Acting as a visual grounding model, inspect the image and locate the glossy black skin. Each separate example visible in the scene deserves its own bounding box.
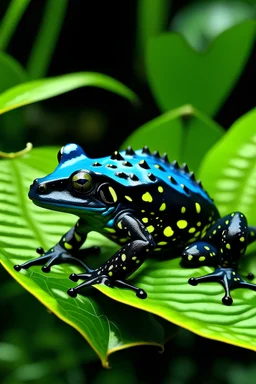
[14,144,256,305]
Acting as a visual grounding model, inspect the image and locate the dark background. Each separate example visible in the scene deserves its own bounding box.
[0,1,255,383]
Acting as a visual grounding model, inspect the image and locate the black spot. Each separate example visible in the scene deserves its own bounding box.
[122,161,132,167]
[181,184,191,194]
[168,176,178,184]
[106,164,117,169]
[148,173,156,181]
[93,162,101,167]
[156,164,166,172]
[188,172,196,181]
[115,172,128,179]
[125,146,135,156]
[171,160,179,169]
[111,151,124,160]
[129,174,139,181]
[152,150,160,158]
[181,163,189,172]
[142,146,150,155]
[162,153,169,163]
[139,160,150,169]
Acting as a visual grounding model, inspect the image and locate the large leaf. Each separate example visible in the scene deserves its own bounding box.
[0,147,169,367]
[170,1,255,50]
[199,108,256,221]
[0,72,138,115]
[121,105,223,172]
[1,144,256,357]
[146,21,255,116]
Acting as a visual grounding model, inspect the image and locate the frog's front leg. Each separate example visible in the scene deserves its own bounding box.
[184,212,256,305]
[14,219,93,273]
[67,214,156,299]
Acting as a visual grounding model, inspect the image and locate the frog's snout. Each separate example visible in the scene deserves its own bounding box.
[29,179,48,199]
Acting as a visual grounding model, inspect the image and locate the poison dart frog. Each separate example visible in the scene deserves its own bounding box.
[14,143,256,305]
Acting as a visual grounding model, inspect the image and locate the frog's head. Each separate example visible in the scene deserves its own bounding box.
[29,144,119,217]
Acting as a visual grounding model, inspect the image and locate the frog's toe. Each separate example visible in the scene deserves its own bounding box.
[222,295,233,306]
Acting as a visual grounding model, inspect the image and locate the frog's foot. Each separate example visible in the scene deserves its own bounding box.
[13,244,92,274]
[68,272,147,299]
[189,268,256,306]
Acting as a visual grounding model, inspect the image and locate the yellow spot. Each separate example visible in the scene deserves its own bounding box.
[218,225,221,229]
[108,271,113,277]
[226,243,231,249]
[117,221,123,229]
[158,186,164,193]
[240,237,245,242]
[189,227,196,233]
[181,206,186,213]
[108,265,113,270]
[209,216,212,221]
[159,202,166,211]
[142,192,153,202]
[220,248,223,253]
[141,210,145,212]
[197,222,201,227]
[195,202,201,213]
[163,226,174,237]
[177,220,188,229]
[232,271,236,275]
[188,255,193,261]
[142,217,149,223]
[154,164,160,169]
[199,256,206,261]
[204,246,210,251]
[125,195,133,202]
[123,266,127,270]
[231,213,235,217]
[109,186,117,202]
[213,230,217,235]
[132,256,137,260]
[104,227,116,233]
[250,231,255,237]
[195,231,201,237]
[64,242,72,250]
[147,225,155,233]
[225,220,229,225]
[157,241,167,246]
[155,248,162,251]
[74,232,82,241]
[121,254,126,261]
[136,260,140,264]
[119,238,127,243]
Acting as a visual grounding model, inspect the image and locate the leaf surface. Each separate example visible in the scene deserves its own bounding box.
[146,21,255,116]
[0,72,138,115]
[121,105,223,172]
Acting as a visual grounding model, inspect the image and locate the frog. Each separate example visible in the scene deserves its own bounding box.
[14,143,256,305]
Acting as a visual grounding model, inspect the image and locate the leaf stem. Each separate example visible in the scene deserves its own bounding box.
[0,142,33,158]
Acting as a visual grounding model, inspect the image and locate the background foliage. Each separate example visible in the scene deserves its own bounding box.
[0,1,255,383]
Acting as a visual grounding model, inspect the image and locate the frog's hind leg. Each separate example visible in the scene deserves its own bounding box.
[187,212,256,305]
[181,241,218,266]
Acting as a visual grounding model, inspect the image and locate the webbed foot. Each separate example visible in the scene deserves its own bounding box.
[189,268,256,305]
[68,272,147,299]
[14,244,95,273]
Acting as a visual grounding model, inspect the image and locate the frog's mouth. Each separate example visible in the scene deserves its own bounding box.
[28,179,107,215]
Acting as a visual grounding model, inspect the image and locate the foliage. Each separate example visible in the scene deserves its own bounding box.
[0,0,255,382]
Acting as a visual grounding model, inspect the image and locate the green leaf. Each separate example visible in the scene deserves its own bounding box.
[121,105,223,172]
[0,0,30,51]
[146,21,255,116]
[171,1,255,51]
[27,0,68,79]
[0,147,169,367]
[0,72,138,115]
[199,108,256,221]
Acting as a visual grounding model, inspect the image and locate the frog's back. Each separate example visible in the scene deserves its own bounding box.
[92,147,220,251]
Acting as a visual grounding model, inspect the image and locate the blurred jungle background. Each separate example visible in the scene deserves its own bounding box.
[0,0,255,383]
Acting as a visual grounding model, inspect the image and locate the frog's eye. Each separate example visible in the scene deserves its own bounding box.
[71,171,93,193]
[57,146,64,163]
